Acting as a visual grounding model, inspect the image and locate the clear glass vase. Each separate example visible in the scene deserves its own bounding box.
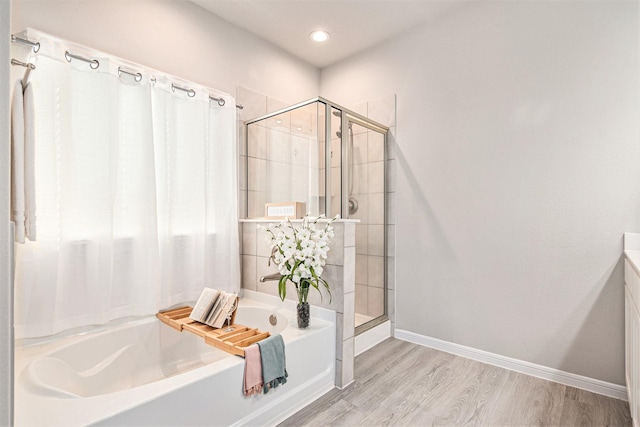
[297,302,310,329]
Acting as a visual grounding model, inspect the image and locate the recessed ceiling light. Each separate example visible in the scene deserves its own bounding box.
[310,30,330,42]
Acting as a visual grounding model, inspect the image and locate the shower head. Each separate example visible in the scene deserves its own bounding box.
[333,110,352,138]
[333,110,342,137]
[336,122,353,138]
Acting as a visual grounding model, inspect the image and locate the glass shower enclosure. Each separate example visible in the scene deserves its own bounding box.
[244,97,389,333]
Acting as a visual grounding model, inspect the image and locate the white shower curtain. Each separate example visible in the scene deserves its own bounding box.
[13,33,240,338]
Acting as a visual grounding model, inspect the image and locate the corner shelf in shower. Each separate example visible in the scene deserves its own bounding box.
[156,306,270,357]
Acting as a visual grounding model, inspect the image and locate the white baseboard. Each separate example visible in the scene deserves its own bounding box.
[395,329,628,401]
[355,320,391,356]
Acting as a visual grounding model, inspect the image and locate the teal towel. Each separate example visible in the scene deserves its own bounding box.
[257,334,288,394]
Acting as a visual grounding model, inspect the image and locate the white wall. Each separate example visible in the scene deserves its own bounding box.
[321,1,639,385]
[1,0,13,424]
[11,0,319,103]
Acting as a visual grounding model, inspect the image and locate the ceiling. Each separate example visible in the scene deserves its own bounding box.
[190,0,470,68]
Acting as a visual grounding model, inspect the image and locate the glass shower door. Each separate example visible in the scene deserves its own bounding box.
[345,118,387,330]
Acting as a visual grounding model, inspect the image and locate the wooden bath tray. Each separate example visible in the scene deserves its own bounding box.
[156,306,270,357]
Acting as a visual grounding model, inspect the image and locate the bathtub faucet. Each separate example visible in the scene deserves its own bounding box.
[268,246,277,266]
[259,272,282,283]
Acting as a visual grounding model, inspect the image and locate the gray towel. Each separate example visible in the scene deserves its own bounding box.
[257,334,288,393]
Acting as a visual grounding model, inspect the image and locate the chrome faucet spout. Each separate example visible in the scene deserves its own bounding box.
[259,272,282,283]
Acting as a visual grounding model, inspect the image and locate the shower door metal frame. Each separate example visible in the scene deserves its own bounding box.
[244,97,390,334]
[343,114,390,335]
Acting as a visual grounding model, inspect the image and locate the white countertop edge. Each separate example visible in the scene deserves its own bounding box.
[624,250,640,277]
[623,233,640,276]
[623,232,640,251]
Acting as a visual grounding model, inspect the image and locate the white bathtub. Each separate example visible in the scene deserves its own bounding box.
[14,290,336,426]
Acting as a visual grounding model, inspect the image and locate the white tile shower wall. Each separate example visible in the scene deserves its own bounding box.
[240,220,356,388]
[267,127,291,163]
[238,87,262,220]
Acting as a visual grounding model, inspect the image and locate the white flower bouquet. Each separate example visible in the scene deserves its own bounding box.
[259,214,339,304]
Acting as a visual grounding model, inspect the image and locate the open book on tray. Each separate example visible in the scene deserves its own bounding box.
[189,288,239,329]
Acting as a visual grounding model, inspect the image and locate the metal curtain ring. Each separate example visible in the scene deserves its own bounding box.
[118,67,143,82]
[65,51,100,70]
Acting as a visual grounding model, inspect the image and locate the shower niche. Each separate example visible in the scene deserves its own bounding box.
[244,97,390,333]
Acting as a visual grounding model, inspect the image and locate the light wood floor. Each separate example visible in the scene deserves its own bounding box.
[280,338,632,427]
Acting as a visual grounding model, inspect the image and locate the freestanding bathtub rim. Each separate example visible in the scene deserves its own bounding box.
[14,293,337,426]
